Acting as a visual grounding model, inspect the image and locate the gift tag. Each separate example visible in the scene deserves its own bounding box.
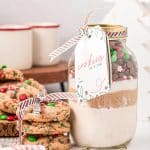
[75,26,111,101]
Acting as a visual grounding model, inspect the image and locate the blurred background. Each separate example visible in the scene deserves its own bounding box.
[0,0,149,120]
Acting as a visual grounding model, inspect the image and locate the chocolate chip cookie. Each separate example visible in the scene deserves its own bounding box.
[22,102,70,122]
[22,121,70,135]
[0,67,24,82]
[22,135,70,150]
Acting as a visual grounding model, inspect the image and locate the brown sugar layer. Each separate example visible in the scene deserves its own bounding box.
[88,89,137,108]
[0,120,18,137]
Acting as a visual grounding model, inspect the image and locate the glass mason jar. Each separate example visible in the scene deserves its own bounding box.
[68,24,138,148]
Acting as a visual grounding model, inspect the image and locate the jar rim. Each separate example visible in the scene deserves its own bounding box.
[88,24,127,32]
[88,24,127,39]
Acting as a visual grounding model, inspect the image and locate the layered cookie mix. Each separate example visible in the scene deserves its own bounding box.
[68,26,138,147]
[20,101,71,150]
[69,51,138,147]
[87,39,137,108]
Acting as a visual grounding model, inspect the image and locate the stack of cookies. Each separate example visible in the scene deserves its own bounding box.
[0,66,44,136]
[21,101,71,150]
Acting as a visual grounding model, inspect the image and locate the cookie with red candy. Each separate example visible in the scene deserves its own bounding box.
[0,65,24,82]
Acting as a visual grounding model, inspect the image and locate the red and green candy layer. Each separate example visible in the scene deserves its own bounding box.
[110,46,130,63]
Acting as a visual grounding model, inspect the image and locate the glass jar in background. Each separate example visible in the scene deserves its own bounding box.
[68,25,138,148]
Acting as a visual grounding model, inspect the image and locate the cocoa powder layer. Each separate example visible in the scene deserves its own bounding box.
[88,89,137,108]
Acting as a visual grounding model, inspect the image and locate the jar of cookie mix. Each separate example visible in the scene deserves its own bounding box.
[68,24,138,148]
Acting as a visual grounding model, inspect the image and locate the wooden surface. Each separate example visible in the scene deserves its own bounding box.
[21,61,68,84]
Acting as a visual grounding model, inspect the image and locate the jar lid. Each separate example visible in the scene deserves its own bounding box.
[88,24,127,39]
[0,24,32,31]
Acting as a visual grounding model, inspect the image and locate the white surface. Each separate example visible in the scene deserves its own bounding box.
[128,120,150,150]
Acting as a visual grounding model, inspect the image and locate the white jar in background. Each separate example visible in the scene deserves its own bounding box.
[31,23,60,66]
[0,25,32,69]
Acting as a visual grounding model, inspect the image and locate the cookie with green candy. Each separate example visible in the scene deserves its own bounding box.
[0,65,7,69]
[0,114,7,120]
[24,79,32,85]
[28,135,38,142]
[24,78,44,90]
[0,67,24,82]
[21,101,70,122]
[22,121,70,135]
[47,102,55,107]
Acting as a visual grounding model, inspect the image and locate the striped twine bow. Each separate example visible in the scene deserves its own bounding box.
[107,30,127,39]
[49,7,127,63]
[43,92,77,102]
[18,97,40,144]
[19,92,77,119]
[19,97,40,119]
[48,29,127,62]
[49,35,82,62]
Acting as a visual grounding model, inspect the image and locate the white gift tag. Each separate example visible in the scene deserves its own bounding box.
[75,26,111,101]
